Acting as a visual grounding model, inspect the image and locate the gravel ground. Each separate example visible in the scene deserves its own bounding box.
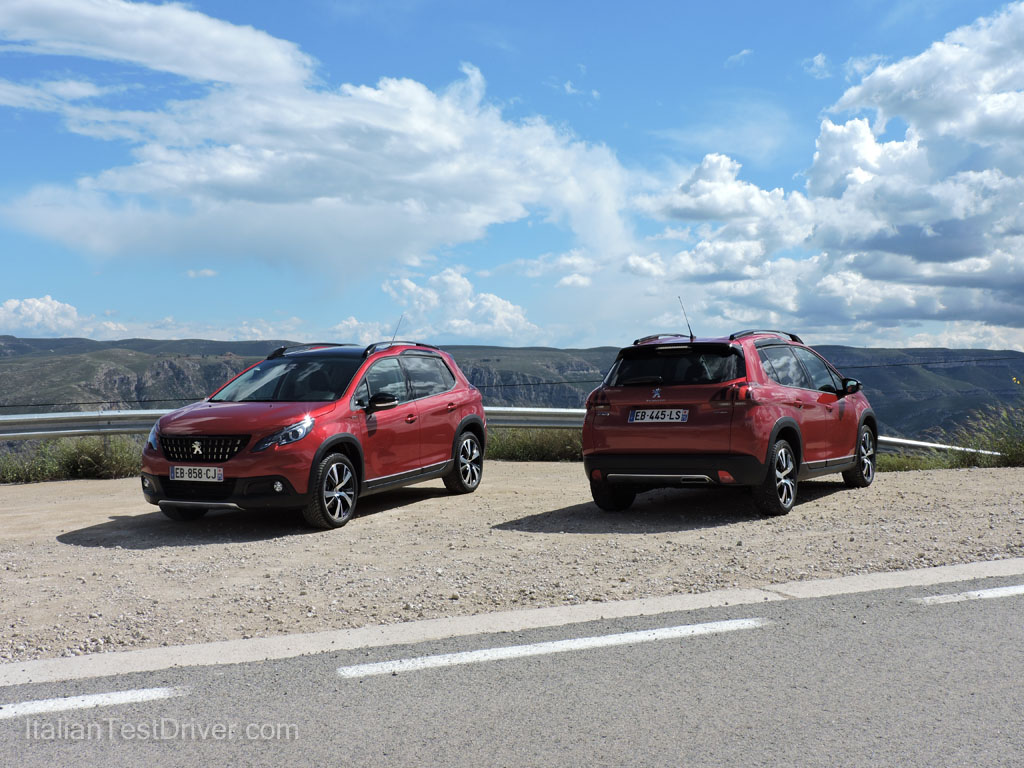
[1,462,1022,663]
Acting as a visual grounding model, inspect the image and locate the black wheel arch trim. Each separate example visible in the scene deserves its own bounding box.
[453,414,486,456]
[767,417,803,465]
[309,434,365,494]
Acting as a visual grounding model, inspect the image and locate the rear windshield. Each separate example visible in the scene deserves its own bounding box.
[607,346,745,386]
[211,357,362,402]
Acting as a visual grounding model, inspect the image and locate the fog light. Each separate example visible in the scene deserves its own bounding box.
[590,470,602,481]
[717,470,736,484]
[141,477,152,491]
[273,481,284,493]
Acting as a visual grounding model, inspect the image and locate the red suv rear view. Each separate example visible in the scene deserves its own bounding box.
[583,330,876,516]
[141,341,485,529]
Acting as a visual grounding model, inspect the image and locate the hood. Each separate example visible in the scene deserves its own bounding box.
[159,400,335,436]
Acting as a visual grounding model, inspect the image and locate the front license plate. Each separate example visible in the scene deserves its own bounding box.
[628,408,689,423]
[171,465,224,482]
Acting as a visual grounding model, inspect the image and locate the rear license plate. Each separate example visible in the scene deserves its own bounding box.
[628,409,689,423]
[171,466,224,482]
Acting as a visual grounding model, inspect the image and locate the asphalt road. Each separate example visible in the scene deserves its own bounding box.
[3,569,1022,768]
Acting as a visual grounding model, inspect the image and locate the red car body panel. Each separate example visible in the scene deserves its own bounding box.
[141,343,485,511]
[582,331,875,492]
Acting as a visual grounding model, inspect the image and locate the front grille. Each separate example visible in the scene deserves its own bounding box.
[163,479,237,501]
[161,435,249,463]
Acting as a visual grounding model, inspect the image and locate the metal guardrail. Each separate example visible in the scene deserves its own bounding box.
[0,406,999,455]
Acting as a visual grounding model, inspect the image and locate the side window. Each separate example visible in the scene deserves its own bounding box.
[402,355,456,398]
[759,346,813,390]
[363,358,410,402]
[792,347,839,394]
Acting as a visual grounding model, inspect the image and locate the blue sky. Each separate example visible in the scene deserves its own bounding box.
[1,0,1022,349]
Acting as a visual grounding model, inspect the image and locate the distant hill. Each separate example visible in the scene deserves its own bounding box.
[1,335,1021,441]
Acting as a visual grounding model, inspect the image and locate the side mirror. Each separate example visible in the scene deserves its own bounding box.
[841,378,862,396]
[366,392,399,413]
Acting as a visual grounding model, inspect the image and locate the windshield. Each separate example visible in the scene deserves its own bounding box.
[211,357,362,403]
[608,346,744,386]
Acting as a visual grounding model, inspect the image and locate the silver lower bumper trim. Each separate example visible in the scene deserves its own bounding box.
[159,501,244,511]
[606,474,713,485]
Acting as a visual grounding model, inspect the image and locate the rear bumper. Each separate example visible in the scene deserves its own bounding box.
[583,453,767,487]
[141,472,306,511]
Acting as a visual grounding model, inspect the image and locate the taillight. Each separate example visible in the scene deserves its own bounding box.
[731,382,758,403]
[585,388,609,409]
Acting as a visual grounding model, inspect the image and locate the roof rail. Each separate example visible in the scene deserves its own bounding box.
[728,329,803,344]
[266,342,358,359]
[632,333,689,345]
[362,340,440,358]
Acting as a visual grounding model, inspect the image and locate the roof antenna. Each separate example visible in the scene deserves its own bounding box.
[390,313,404,343]
[678,297,695,342]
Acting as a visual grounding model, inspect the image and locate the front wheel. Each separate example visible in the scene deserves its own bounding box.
[443,432,483,494]
[843,426,876,488]
[754,439,797,516]
[302,454,358,529]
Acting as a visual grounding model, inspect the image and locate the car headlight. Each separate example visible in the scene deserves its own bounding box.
[252,417,315,452]
[146,424,160,452]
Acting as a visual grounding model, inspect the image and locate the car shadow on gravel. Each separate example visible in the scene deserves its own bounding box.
[55,486,451,550]
[495,480,851,534]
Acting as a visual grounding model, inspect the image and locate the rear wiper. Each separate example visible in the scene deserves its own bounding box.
[618,376,663,385]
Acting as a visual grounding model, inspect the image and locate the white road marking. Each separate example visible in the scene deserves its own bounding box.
[911,583,1024,606]
[338,617,768,678]
[0,687,186,720]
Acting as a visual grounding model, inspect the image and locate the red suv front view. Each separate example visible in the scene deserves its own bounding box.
[583,330,876,516]
[141,341,486,529]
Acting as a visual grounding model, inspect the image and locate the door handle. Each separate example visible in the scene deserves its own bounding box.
[446,402,457,412]
[787,401,804,409]
[405,414,417,424]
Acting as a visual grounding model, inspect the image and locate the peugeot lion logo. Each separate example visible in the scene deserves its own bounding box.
[192,441,203,455]
[651,388,662,400]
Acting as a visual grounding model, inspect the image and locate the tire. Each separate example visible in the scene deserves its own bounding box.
[443,432,484,494]
[590,478,636,512]
[843,426,876,488]
[302,453,358,529]
[754,439,797,516]
[160,505,208,522]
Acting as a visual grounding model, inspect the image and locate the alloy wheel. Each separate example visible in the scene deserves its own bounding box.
[775,444,796,509]
[859,430,875,484]
[323,461,356,521]
[458,436,482,489]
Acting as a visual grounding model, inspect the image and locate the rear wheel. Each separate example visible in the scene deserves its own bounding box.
[443,432,483,494]
[160,505,208,522]
[590,479,636,512]
[302,454,358,529]
[843,426,876,488]
[754,439,797,516]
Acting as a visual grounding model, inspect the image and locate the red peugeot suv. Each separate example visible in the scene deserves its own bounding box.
[583,330,876,516]
[141,341,486,529]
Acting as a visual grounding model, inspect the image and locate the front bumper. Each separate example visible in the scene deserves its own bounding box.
[141,472,306,511]
[583,453,767,487]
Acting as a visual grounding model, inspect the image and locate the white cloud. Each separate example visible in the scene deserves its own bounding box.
[803,52,831,79]
[0,296,82,334]
[724,49,752,68]
[844,54,887,82]
[556,273,590,287]
[186,269,217,278]
[627,3,1024,348]
[0,7,633,275]
[0,0,313,87]
[384,268,542,342]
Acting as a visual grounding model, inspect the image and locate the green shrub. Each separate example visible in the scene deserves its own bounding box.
[486,427,582,462]
[0,435,142,483]
[947,406,1024,468]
